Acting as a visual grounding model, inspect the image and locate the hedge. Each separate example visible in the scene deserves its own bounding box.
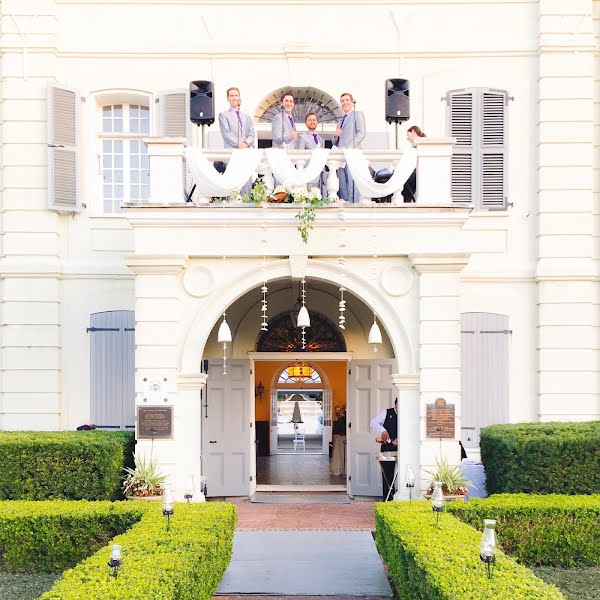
[40,502,236,600]
[0,431,135,500]
[448,494,600,567]
[480,422,600,495]
[375,501,565,600]
[0,500,146,572]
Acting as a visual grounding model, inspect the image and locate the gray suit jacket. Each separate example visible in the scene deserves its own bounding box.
[297,131,324,149]
[271,110,297,149]
[218,107,255,148]
[333,110,366,149]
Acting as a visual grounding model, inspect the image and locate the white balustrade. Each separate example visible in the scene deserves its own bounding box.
[141,138,456,206]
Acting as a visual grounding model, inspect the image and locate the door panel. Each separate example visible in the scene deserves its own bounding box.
[347,359,395,497]
[203,359,251,497]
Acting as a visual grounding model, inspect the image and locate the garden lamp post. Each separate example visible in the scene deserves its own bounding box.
[480,519,497,579]
[108,543,123,578]
[431,481,444,527]
[162,489,174,531]
[405,466,415,501]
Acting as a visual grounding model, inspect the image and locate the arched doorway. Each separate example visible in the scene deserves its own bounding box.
[254,87,343,124]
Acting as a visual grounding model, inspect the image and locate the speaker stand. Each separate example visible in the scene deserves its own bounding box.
[395,122,400,150]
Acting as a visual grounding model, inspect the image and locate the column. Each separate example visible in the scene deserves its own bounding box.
[537,0,596,420]
[409,253,469,494]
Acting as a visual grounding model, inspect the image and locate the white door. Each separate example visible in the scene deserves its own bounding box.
[269,389,278,455]
[322,389,332,454]
[347,359,395,497]
[202,359,252,497]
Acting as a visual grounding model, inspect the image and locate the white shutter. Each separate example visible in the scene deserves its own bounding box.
[480,90,508,210]
[48,84,80,212]
[447,90,474,206]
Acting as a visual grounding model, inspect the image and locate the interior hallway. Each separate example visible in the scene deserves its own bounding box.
[256,454,346,486]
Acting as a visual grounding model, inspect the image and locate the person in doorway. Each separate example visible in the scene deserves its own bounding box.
[271,91,298,149]
[370,398,398,501]
[218,87,256,194]
[330,406,347,477]
[332,92,366,203]
[402,125,426,202]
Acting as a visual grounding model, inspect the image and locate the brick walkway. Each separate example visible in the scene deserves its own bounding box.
[229,499,377,530]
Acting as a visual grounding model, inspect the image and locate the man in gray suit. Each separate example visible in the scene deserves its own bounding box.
[297,112,326,195]
[218,87,255,194]
[333,92,366,203]
[271,91,298,149]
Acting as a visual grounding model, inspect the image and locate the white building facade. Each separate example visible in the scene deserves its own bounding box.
[0,0,598,498]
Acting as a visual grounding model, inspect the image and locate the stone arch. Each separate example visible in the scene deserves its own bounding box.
[180,258,416,374]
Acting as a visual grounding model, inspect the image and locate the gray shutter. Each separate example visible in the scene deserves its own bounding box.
[461,312,510,448]
[89,310,135,429]
[480,89,508,210]
[48,84,80,212]
[447,89,474,205]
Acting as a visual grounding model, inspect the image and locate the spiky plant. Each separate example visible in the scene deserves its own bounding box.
[424,457,471,496]
[122,454,167,497]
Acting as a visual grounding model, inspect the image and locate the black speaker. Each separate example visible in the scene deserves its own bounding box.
[385,79,410,123]
[190,80,215,125]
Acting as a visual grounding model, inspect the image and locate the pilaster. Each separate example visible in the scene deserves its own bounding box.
[409,253,469,492]
[536,0,597,420]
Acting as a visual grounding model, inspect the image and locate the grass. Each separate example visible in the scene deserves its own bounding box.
[532,565,600,600]
[0,573,60,600]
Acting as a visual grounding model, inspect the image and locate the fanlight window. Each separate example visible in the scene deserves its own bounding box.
[255,87,343,124]
[278,363,322,384]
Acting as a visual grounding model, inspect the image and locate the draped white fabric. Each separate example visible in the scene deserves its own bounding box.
[343,146,417,197]
[265,148,329,187]
[184,146,262,196]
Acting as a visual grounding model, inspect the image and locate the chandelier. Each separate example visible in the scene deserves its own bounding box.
[287,362,313,382]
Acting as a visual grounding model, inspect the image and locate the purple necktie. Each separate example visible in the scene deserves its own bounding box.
[313,133,318,145]
[340,114,347,128]
[288,115,295,130]
[236,110,242,126]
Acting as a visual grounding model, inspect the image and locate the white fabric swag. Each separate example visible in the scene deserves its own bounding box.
[184,147,262,197]
[265,148,329,187]
[343,146,417,197]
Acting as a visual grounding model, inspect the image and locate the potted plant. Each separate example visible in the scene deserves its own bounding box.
[423,457,470,501]
[122,454,167,500]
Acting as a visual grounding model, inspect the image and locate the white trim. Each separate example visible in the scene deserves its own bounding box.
[249,351,353,361]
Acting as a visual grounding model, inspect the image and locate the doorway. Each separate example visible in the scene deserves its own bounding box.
[276,391,324,453]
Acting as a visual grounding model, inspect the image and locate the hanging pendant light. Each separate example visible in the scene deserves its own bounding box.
[368,314,383,345]
[218,313,232,375]
[296,279,311,327]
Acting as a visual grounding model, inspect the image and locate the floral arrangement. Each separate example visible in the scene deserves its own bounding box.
[228,181,333,243]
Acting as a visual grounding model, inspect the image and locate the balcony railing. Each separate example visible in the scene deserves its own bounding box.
[140,137,456,207]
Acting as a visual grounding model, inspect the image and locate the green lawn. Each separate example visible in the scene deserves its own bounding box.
[0,573,60,600]
[533,566,600,600]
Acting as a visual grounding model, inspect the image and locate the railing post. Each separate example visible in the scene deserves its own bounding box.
[414,137,456,204]
[144,137,186,204]
[326,159,343,200]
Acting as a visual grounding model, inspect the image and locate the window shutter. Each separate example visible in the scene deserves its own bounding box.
[480,89,508,210]
[48,84,80,212]
[158,89,190,138]
[447,89,474,205]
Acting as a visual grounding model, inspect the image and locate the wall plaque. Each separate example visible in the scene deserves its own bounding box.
[426,397,455,438]
[137,406,173,439]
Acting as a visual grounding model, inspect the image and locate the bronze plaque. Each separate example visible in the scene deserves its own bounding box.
[137,406,173,439]
[426,398,455,438]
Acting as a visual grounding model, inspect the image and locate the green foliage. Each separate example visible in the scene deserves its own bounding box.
[122,454,167,497]
[40,502,236,600]
[0,500,145,572]
[375,501,565,600]
[448,494,600,567]
[424,457,471,495]
[0,431,135,501]
[480,422,600,495]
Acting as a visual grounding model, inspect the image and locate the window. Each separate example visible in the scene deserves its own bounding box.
[446,87,509,211]
[99,103,150,213]
[278,363,322,384]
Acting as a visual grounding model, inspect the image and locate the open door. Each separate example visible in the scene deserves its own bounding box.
[347,359,395,497]
[202,359,252,497]
[322,389,332,454]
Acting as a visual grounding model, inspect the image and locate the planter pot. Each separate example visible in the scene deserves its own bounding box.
[126,495,162,501]
[423,493,467,502]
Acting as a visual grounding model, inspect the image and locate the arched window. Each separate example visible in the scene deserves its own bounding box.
[278,363,322,384]
[254,87,343,124]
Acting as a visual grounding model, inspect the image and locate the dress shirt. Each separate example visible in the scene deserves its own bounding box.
[370,408,398,437]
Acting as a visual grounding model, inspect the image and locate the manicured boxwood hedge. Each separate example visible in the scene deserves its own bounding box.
[0,431,135,501]
[0,500,146,572]
[480,422,600,495]
[448,494,600,567]
[375,501,565,600]
[40,502,236,600]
